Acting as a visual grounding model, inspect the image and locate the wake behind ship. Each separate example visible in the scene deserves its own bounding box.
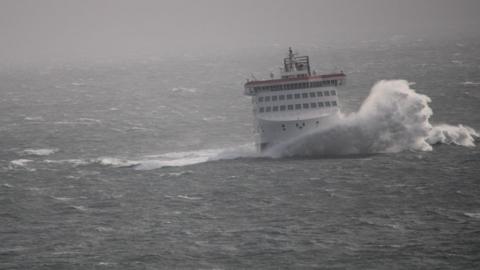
[244,48,346,152]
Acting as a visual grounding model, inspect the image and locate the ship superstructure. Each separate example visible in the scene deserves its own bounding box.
[244,48,346,151]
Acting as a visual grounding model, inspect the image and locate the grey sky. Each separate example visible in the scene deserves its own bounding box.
[1,0,479,64]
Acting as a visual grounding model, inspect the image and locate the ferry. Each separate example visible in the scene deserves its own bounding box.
[244,48,346,152]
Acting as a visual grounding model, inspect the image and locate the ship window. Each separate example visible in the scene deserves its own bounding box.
[258,97,264,102]
[325,101,331,107]
[339,80,343,85]
[273,106,278,112]
[324,91,330,96]
[272,96,277,101]
[311,102,317,108]
[266,106,271,112]
[287,94,293,100]
[265,96,271,102]
[317,91,323,97]
[302,93,308,98]
[318,102,324,107]
[254,87,261,91]
[332,101,337,106]
[309,92,316,97]
[295,104,301,110]
[302,82,308,88]
[330,90,336,96]
[280,105,286,111]
[294,93,300,99]
[259,107,264,113]
[334,80,338,86]
[279,95,285,100]
[303,103,309,109]
[287,105,294,110]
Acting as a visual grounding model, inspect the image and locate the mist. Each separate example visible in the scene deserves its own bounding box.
[1,0,479,65]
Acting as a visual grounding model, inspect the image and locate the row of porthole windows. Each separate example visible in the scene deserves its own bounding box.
[258,101,337,113]
[253,79,341,92]
[258,90,336,102]
[260,121,319,133]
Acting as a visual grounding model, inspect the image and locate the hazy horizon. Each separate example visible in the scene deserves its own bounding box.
[1,0,480,65]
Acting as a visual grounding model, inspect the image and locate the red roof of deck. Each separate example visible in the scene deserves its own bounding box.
[244,73,346,87]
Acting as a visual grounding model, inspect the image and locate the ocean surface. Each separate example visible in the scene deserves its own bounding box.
[1,38,479,269]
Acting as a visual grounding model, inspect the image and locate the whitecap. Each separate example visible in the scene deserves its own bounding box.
[21,148,58,156]
[78,118,102,123]
[461,81,480,86]
[202,116,227,122]
[160,171,193,177]
[51,196,74,202]
[24,116,44,121]
[71,205,87,212]
[171,87,197,93]
[44,159,90,166]
[10,159,33,167]
[95,157,139,168]
[177,195,202,200]
[464,212,480,219]
[95,226,114,232]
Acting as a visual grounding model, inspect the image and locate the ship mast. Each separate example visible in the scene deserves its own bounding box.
[282,47,311,78]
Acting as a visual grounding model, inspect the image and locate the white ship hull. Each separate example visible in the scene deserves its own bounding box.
[255,113,339,151]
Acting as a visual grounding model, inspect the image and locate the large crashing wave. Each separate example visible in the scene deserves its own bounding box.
[267,80,478,157]
[37,80,478,170]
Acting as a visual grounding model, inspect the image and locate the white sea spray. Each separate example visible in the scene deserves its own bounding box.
[267,80,478,157]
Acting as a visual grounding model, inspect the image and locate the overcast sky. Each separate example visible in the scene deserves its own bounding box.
[1,0,479,64]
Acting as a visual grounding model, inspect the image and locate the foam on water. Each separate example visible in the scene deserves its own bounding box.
[9,159,36,171]
[134,144,258,170]
[267,80,478,157]
[10,159,33,167]
[461,81,480,86]
[21,148,58,156]
[40,144,258,170]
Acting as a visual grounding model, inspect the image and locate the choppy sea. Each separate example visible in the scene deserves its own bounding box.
[1,38,479,269]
